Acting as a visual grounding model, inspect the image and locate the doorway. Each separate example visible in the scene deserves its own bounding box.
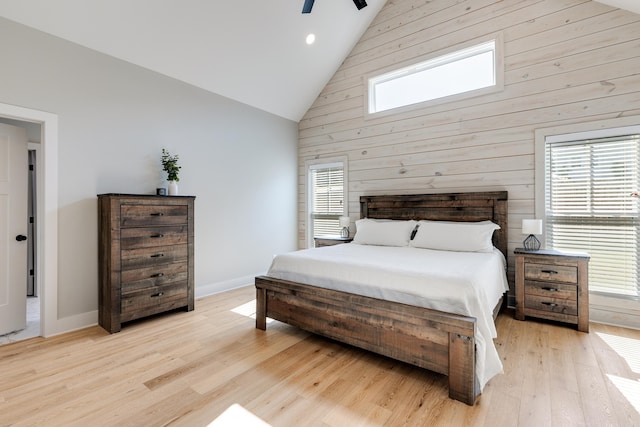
[0,102,58,340]
[0,120,41,344]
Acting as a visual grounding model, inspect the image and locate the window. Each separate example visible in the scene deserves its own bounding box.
[308,160,346,245]
[367,38,500,115]
[545,131,640,299]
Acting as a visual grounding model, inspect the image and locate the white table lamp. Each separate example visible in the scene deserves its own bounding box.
[522,219,542,251]
[339,216,350,238]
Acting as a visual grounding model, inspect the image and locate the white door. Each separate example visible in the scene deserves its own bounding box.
[0,123,28,335]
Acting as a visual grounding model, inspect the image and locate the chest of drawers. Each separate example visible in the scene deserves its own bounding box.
[98,194,195,333]
[515,248,590,332]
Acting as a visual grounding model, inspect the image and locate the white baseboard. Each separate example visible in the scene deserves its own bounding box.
[195,274,262,299]
[589,294,640,330]
[40,275,261,338]
[44,310,98,338]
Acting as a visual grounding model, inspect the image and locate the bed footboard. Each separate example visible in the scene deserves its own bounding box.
[255,276,479,405]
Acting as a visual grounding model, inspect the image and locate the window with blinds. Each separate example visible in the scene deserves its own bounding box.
[545,134,640,299]
[309,163,345,238]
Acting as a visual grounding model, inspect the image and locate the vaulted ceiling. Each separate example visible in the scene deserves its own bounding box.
[0,0,636,122]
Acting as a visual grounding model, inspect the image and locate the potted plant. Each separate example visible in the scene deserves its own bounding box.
[161,148,181,195]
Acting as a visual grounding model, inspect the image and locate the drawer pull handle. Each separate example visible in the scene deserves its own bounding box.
[151,292,164,297]
[151,273,164,278]
[541,270,558,275]
[151,234,164,238]
[151,253,164,258]
[542,287,559,292]
[541,302,558,307]
[150,213,165,217]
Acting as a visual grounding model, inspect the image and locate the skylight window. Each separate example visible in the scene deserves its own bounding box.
[368,38,501,114]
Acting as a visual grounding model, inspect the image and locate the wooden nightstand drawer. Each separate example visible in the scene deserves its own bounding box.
[524,263,577,284]
[524,294,577,316]
[524,281,576,300]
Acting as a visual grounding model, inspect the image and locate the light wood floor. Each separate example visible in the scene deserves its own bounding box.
[1,286,639,427]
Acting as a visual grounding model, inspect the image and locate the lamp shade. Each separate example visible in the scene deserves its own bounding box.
[339,216,351,228]
[522,219,542,235]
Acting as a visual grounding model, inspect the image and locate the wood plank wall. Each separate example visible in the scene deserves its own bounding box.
[297,0,640,298]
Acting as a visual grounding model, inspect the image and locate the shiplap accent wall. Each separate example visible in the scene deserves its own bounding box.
[298,0,640,298]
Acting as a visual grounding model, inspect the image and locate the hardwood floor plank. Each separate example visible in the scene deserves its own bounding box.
[481,389,521,427]
[575,363,619,427]
[517,347,552,427]
[548,347,580,394]
[550,389,585,427]
[1,285,638,426]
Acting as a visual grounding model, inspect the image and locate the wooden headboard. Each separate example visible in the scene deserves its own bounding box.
[359,191,508,257]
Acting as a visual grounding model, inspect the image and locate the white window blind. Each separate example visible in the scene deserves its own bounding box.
[545,134,640,299]
[310,164,344,237]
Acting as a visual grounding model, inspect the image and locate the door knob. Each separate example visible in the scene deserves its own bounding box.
[15,235,27,242]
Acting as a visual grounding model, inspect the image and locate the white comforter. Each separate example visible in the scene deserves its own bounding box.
[266,243,509,390]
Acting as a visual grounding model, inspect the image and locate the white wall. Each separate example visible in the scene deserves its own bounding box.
[299,0,640,311]
[0,17,298,324]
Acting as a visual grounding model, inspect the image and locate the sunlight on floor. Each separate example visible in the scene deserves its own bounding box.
[607,375,640,413]
[231,300,257,318]
[231,299,274,324]
[596,332,640,374]
[208,403,271,427]
[597,332,640,416]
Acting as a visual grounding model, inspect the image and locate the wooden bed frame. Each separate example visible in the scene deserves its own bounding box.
[255,191,508,405]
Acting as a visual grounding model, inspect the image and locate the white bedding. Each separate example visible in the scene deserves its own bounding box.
[266,243,509,391]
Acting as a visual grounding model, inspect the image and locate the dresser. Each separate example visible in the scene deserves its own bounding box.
[514,248,590,332]
[98,194,195,333]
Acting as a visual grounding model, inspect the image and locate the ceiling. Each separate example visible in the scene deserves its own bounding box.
[0,0,636,122]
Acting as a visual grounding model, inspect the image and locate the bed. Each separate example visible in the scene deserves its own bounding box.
[255,191,508,405]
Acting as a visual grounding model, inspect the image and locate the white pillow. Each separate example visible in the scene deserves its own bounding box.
[352,218,417,247]
[410,220,500,252]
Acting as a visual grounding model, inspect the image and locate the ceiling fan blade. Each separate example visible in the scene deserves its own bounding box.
[353,0,367,10]
[302,0,315,13]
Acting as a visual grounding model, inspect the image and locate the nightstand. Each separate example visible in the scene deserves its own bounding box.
[314,236,353,247]
[515,248,590,332]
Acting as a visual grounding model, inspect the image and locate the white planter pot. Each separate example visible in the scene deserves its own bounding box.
[168,180,178,195]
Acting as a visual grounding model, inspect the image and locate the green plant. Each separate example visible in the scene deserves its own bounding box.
[161,148,181,182]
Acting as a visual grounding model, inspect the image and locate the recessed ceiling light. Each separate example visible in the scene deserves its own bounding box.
[306,33,316,45]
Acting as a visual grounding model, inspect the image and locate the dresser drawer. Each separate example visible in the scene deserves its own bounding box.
[524,263,577,284]
[525,294,577,316]
[121,262,189,292]
[120,204,188,227]
[121,226,188,249]
[121,282,189,322]
[121,244,188,270]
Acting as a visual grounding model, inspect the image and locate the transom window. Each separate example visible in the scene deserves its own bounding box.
[368,38,500,114]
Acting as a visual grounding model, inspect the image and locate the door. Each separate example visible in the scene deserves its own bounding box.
[0,123,28,335]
